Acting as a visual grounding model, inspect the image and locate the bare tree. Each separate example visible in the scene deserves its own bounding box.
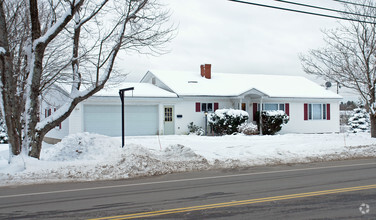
[300,0,376,137]
[0,0,174,159]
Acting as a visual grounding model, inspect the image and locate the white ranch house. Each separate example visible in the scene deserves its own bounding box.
[43,64,342,142]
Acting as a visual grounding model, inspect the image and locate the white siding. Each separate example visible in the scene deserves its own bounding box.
[42,86,71,140]
[174,98,234,135]
[281,101,340,134]
[44,120,69,140]
[69,103,83,135]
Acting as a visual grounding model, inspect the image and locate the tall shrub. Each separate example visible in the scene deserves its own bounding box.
[208,109,249,135]
[255,110,289,135]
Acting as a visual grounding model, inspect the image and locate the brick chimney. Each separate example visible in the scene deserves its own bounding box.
[200,64,212,79]
[204,64,211,79]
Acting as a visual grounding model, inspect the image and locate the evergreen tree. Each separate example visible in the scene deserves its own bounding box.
[348,108,370,133]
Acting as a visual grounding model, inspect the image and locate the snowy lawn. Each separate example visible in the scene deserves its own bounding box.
[0,132,376,186]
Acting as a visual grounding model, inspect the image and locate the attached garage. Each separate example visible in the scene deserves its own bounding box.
[83,105,159,136]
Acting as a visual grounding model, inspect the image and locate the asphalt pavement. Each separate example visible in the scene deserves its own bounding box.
[0,158,375,219]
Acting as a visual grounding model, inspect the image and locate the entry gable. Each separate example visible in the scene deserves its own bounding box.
[240,88,269,98]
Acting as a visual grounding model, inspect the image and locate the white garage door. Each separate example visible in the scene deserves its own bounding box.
[84,105,159,136]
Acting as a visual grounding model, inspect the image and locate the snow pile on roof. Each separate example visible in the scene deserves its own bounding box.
[0,132,375,186]
[94,82,177,98]
[147,70,342,99]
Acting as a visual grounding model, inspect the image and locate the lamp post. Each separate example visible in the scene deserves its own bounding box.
[259,97,263,136]
[204,111,208,136]
[119,87,134,148]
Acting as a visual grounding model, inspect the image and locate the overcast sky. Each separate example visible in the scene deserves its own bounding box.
[117,0,359,101]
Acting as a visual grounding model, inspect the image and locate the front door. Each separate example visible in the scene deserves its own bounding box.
[164,106,174,135]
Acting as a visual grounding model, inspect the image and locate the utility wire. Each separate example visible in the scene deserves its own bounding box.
[275,0,376,19]
[228,0,376,24]
[332,0,376,9]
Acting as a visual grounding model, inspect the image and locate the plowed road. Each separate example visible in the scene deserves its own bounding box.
[1,159,375,219]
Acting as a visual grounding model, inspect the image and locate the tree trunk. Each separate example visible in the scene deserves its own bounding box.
[26,0,45,159]
[0,1,22,155]
[370,114,376,138]
[28,131,45,159]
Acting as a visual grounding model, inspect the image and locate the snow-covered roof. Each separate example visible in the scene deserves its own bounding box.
[145,70,342,99]
[94,82,178,98]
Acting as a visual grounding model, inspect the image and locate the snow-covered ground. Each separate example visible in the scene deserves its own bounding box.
[0,132,375,186]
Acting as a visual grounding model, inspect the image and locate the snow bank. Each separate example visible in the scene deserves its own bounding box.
[0,133,208,186]
[41,133,121,161]
[0,132,375,186]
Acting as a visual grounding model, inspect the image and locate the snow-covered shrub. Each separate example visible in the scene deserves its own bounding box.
[0,118,8,144]
[255,110,289,135]
[348,108,370,133]
[187,122,204,136]
[208,109,249,135]
[238,122,258,135]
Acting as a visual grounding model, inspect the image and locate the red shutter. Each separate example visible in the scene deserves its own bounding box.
[195,102,200,112]
[304,103,308,120]
[327,104,330,120]
[285,103,290,116]
[53,108,62,129]
[214,102,219,111]
[48,109,52,116]
[253,103,257,121]
[45,109,47,118]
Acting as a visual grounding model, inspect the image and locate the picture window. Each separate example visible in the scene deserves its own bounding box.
[308,104,327,120]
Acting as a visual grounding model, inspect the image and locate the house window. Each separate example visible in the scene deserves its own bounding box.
[264,103,279,111]
[202,103,207,112]
[312,104,322,120]
[201,103,214,112]
[241,103,246,111]
[260,103,286,111]
[254,103,290,121]
[164,107,173,122]
[306,104,330,120]
[196,102,219,112]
